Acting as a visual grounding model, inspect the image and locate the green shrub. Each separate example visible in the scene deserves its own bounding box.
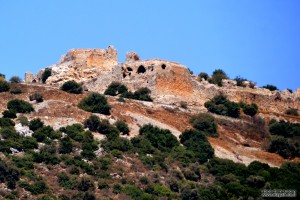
[26,180,48,195]
[59,136,73,154]
[41,68,52,83]
[29,118,44,131]
[98,180,109,189]
[102,137,132,152]
[57,172,76,190]
[208,69,228,86]
[97,119,120,140]
[78,92,111,115]
[263,84,278,91]
[10,86,22,94]
[17,115,29,126]
[84,115,100,132]
[114,120,130,135]
[7,99,34,113]
[189,113,218,137]
[0,128,19,139]
[268,136,293,158]
[0,160,20,189]
[2,109,17,118]
[269,120,300,137]
[204,95,240,118]
[77,177,95,191]
[29,92,44,102]
[122,87,153,102]
[285,108,298,116]
[104,82,128,96]
[198,72,208,81]
[0,80,10,92]
[60,80,83,94]
[180,129,214,163]
[9,76,22,83]
[32,126,60,142]
[240,102,258,117]
[139,124,179,152]
[0,118,15,128]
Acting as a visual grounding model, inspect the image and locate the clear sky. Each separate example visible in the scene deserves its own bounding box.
[1,0,300,91]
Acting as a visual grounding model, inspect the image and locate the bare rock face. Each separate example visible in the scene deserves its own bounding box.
[126,52,140,62]
[38,46,118,85]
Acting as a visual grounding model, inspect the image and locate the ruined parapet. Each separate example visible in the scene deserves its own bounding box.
[25,72,38,83]
[126,52,140,62]
[40,46,118,85]
[222,79,237,88]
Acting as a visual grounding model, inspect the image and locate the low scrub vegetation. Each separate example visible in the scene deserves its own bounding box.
[0,80,10,92]
[7,99,34,113]
[204,94,240,118]
[29,92,44,102]
[104,82,153,102]
[60,80,83,94]
[189,113,218,137]
[78,92,111,115]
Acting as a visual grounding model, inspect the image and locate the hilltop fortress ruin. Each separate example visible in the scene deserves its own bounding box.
[25,46,300,117]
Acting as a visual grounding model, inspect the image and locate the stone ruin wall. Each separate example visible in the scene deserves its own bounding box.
[26,46,300,117]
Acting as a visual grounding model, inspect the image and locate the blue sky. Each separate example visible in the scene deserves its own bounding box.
[1,0,299,91]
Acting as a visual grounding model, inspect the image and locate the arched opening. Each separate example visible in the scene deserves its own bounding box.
[161,64,166,69]
[127,67,133,71]
[123,73,127,78]
[137,65,146,74]
[32,79,37,83]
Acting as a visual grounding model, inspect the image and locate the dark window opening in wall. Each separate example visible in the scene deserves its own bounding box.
[137,65,146,74]
[161,64,166,69]
[123,73,127,78]
[129,72,131,76]
[127,67,133,71]
[32,80,37,83]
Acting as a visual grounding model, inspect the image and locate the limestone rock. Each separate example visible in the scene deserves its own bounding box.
[14,123,33,137]
[126,52,140,62]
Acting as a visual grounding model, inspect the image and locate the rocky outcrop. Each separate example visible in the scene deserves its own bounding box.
[31,46,299,116]
[38,46,118,85]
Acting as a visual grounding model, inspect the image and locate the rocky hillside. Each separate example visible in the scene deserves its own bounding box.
[0,47,299,199]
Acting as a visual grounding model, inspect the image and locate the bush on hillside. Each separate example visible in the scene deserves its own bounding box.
[78,92,111,115]
[269,120,300,137]
[29,92,44,102]
[285,108,298,116]
[263,84,278,91]
[29,118,44,131]
[41,68,52,83]
[208,69,229,87]
[60,80,83,94]
[198,72,208,81]
[114,120,130,135]
[0,80,10,92]
[180,129,214,163]
[189,113,218,137]
[10,86,22,94]
[204,94,240,118]
[268,136,293,159]
[7,99,34,113]
[104,82,128,96]
[9,76,22,83]
[240,102,258,117]
[84,115,101,132]
[2,109,17,119]
[140,124,179,152]
[0,118,15,128]
[121,87,153,102]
